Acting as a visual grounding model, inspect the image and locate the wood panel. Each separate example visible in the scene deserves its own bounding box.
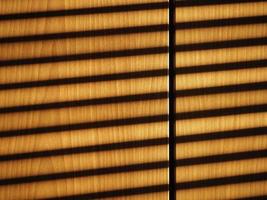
[1,0,267,199]
[175,0,267,199]
[0,0,168,199]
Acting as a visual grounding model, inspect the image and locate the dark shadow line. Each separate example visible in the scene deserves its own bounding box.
[175,104,267,120]
[0,92,168,114]
[175,0,267,7]
[0,24,168,44]
[175,59,267,74]
[169,0,177,200]
[175,15,267,30]
[176,149,267,166]
[41,184,169,200]
[0,2,169,21]
[176,172,267,190]
[0,69,168,90]
[0,137,168,162]
[235,195,267,200]
[175,81,267,97]
[175,37,267,52]
[0,161,169,186]
[0,114,168,138]
[176,126,267,143]
[0,46,168,67]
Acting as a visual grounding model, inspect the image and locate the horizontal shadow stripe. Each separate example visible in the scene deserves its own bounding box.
[176,172,267,190]
[0,2,169,21]
[175,81,267,97]
[0,47,168,67]
[176,149,267,166]
[175,104,267,120]
[0,161,169,186]
[176,126,267,143]
[235,195,267,200]
[0,24,169,44]
[175,15,267,30]
[0,69,168,90]
[0,137,168,162]
[175,0,267,7]
[175,37,267,52]
[0,114,168,138]
[42,184,169,200]
[0,92,168,114]
[175,59,267,74]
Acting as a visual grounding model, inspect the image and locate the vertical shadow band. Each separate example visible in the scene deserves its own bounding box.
[169,0,176,199]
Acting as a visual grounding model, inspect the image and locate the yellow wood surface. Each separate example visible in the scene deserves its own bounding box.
[175,1,267,199]
[0,0,168,199]
[0,0,267,199]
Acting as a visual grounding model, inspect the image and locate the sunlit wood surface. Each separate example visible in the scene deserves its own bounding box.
[175,0,267,199]
[0,0,267,199]
[0,0,168,199]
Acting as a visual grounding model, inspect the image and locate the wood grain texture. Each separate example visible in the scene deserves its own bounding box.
[0,0,168,199]
[175,1,267,199]
[1,0,267,199]
[175,1,267,22]
[0,0,165,14]
[0,10,168,38]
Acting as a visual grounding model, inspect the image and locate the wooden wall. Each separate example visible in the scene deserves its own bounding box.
[0,0,267,199]
[175,0,267,199]
[0,0,168,199]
